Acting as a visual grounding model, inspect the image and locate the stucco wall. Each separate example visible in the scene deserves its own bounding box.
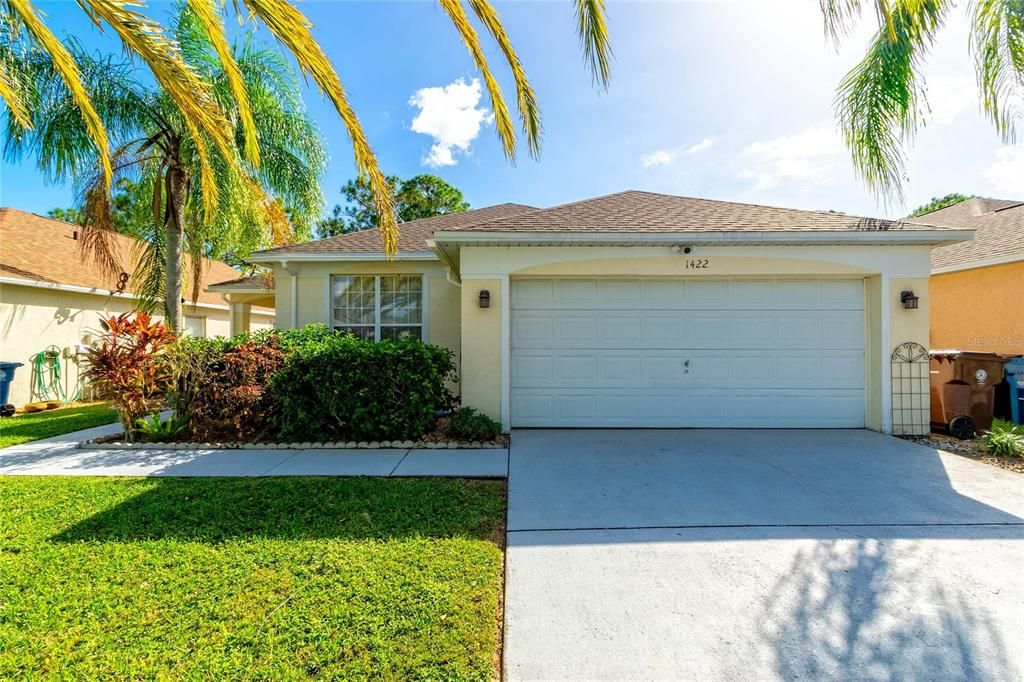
[0,282,271,409]
[930,261,1024,354]
[272,260,462,388]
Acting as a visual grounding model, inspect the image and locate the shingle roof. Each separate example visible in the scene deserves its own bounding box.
[449,190,951,233]
[0,207,246,307]
[920,198,1024,270]
[253,203,538,256]
[206,274,273,290]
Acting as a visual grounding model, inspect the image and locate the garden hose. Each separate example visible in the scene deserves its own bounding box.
[31,346,82,404]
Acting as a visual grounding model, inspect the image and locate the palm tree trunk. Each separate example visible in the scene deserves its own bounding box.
[165,164,186,333]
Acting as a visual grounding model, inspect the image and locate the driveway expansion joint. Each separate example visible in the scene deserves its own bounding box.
[507,521,1024,533]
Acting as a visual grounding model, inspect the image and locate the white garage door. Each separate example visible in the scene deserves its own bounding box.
[510,278,865,428]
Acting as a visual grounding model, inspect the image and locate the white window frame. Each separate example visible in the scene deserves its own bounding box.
[327,274,428,341]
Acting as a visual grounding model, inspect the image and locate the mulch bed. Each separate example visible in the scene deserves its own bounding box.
[905,433,1024,475]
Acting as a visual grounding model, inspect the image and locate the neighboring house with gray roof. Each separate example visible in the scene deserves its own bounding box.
[920,197,1024,355]
[249,190,971,436]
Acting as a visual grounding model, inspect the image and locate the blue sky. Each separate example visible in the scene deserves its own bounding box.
[1,1,1020,220]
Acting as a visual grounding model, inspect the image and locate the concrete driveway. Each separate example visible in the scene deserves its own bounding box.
[504,430,1024,681]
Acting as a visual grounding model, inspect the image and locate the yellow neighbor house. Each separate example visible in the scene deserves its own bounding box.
[0,208,275,408]
[248,191,972,435]
[919,198,1024,355]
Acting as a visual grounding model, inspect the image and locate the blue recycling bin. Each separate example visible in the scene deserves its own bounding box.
[1005,358,1024,425]
[0,361,24,417]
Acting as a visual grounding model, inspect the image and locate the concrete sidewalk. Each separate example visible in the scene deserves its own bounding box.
[0,423,507,478]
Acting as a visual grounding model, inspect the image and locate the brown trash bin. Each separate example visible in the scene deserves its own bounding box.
[930,350,1007,435]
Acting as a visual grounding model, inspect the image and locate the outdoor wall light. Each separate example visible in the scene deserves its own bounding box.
[900,290,919,310]
[479,290,491,308]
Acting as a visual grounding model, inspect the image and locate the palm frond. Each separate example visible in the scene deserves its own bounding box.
[437,0,517,162]
[820,0,865,41]
[186,0,260,164]
[574,0,612,88]
[834,0,948,202]
[467,0,542,158]
[240,0,396,255]
[5,0,113,188]
[81,0,235,170]
[0,57,30,127]
[971,0,1024,142]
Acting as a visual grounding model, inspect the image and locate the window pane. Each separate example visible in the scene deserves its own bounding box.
[380,325,422,341]
[380,275,422,324]
[335,325,375,341]
[332,276,376,325]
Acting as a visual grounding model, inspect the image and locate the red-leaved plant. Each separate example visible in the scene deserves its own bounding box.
[83,312,176,439]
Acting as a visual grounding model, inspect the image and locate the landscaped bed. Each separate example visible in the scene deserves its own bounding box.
[83,314,505,448]
[906,419,1024,475]
[0,402,117,448]
[0,476,506,679]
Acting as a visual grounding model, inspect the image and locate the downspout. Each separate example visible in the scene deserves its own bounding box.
[280,260,298,329]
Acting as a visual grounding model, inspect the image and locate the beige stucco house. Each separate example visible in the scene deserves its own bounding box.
[0,208,274,408]
[249,191,972,435]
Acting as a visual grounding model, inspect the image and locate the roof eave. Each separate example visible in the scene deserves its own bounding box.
[931,251,1024,274]
[246,251,439,264]
[431,229,974,247]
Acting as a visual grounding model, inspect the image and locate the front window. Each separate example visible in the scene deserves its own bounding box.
[331,274,423,341]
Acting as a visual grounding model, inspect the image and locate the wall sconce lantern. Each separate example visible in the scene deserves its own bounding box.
[900,290,919,310]
[479,290,491,309]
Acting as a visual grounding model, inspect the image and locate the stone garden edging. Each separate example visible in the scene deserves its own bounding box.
[78,437,508,451]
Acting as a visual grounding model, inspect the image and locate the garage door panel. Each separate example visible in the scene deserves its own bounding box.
[513,349,864,390]
[510,278,866,428]
[511,388,865,427]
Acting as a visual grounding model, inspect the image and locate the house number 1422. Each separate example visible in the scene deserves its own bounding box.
[685,259,709,269]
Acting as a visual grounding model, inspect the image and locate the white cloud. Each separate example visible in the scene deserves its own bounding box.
[984,146,1024,194]
[685,137,716,155]
[739,126,843,191]
[642,149,674,168]
[641,137,716,168]
[925,75,977,126]
[409,78,493,167]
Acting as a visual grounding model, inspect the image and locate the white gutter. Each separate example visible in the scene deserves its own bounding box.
[248,251,438,264]
[431,229,974,246]
[0,274,272,315]
[931,251,1024,275]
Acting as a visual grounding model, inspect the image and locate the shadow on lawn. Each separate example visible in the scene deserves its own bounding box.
[759,538,1019,680]
[51,477,506,544]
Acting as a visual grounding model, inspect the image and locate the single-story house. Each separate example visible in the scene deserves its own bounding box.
[920,197,1023,354]
[248,190,972,435]
[0,208,274,408]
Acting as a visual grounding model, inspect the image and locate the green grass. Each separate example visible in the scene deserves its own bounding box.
[0,477,506,679]
[0,402,119,448]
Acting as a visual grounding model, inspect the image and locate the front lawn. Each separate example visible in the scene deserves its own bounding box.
[0,476,506,679]
[0,402,118,448]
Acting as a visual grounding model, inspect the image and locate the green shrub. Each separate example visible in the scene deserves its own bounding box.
[271,334,456,441]
[984,419,1024,457]
[447,407,502,442]
[166,334,285,441]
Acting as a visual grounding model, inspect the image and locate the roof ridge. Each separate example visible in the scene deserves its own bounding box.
[452,189,938,231]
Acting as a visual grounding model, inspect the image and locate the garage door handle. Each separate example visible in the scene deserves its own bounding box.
[683,359,690,373]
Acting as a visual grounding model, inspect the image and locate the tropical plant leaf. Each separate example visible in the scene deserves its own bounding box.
[0,56,30,127]
[971,0,1024,142]
[574,0,612,88]
[834,0,948,203]
[5,0,113,187]
[437,0,517,162]
[467,0,542,158]
[240,0,396,256]
[186,0,260,164]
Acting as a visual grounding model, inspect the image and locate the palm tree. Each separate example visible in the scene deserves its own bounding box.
[0,0,612,255]
[4,8,325,331]
[827,0,1022,203]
